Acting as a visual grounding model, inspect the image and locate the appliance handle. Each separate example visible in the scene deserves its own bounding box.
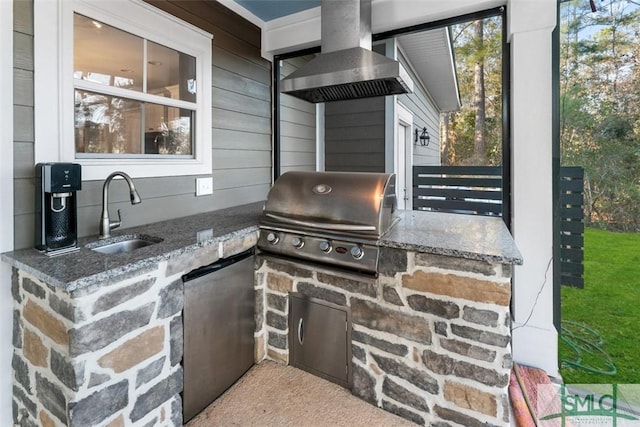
[181,248,254,282]
[297,317,304,345]
[50,193,71,213]
[265,213,376,232]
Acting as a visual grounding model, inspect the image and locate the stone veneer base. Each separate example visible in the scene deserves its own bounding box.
[11,262,184,427]
[11,232,259,427]
[255,248,514,427]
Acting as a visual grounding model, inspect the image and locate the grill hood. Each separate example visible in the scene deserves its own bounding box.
[280,0,413,103]
[260,171,397,239]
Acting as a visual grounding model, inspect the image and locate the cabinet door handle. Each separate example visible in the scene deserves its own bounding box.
[297,318,304,345]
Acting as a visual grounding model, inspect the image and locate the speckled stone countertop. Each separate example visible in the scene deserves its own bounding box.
[381,210,523,265]
[1,202,264,292]
[2,203,522,292]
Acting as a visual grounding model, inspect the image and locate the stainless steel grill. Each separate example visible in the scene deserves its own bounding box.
[258,171,397,274]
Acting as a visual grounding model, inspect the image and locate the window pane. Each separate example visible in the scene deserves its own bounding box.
[144,103,193,155]
[74,14,143,91]
[75,90,142,154]
[147,41,196,102]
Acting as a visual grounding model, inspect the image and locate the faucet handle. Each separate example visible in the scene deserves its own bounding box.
[110,209,122,231]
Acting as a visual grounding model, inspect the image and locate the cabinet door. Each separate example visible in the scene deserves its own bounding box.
[290,294,350,388]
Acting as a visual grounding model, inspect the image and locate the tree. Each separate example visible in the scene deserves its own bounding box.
[560,0,640,231]
[447,16,503,166]
[473,20,487,165]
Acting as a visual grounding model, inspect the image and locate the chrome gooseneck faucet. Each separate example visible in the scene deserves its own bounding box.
[99,171,142,239]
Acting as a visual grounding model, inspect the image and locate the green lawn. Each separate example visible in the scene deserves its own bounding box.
[560,227,640,384]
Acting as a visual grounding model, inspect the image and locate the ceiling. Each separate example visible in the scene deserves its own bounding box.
[232,0,319,21]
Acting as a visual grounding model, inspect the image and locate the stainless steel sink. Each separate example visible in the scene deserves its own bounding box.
[87,235,163,254]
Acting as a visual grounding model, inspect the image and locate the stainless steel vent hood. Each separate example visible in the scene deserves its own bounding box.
[280,0,413,103]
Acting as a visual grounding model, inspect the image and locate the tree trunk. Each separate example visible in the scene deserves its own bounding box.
[441,113,450,166]
[473,20,487,165]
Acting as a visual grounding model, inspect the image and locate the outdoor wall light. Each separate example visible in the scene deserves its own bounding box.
[415,127,430,146]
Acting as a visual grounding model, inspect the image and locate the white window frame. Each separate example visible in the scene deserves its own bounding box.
[34,0,213,180]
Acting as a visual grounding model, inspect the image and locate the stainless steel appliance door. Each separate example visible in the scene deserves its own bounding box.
[182,249,255,422]
[289,293,351,388]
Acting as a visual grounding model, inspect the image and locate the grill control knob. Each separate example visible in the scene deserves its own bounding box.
[350,245,364,259]
[319,240,332,253]
[292,237,304,249]
[266,232,279,244]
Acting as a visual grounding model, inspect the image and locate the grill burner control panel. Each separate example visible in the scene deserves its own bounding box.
[257,229,379,274]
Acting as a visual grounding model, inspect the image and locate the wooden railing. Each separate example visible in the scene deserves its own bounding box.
[413,166,503,217]
[412,165,584,288]
[559,166,585,288]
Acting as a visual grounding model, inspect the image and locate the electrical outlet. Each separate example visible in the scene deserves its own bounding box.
[196,177,213,196]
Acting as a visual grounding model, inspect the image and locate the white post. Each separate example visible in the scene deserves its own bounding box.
[508,0,559,377]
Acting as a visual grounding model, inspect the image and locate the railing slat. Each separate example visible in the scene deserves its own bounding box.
[560,261,584,275]
[414,188,503,200]
[414,176,502,188]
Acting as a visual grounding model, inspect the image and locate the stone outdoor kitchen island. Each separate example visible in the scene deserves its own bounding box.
[256,210,522,427]
[4,204,521,426]
[3,203,263,426]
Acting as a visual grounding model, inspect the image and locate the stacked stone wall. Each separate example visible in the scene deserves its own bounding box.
[11,263,184,427]
[255,248,513,427]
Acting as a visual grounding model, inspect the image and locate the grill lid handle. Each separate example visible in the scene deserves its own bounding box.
[264,213,376,232]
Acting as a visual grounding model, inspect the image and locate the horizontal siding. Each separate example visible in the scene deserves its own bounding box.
[13,0,272,249]
[14,0,33,35]
[146,0,264,66]
[13,214,33,251]
[213,148,271,169]
[212,87,271,118]
[213,108,272,134]
[278,57,317,174]
[14,142,34,179]
[280,121,315,140]
[281,104,315,127]
[213,67,270,101]
[398,50,441,167]
[325,125,386,141]
[13,69,33,106]
[280,165,315,174]
[280,151,316,168]
[213,47,270,83]
[323,138,385,153]
[13,31,33,70]
[212,167,271,190]
[280,137,315,153]
[13,0,35,250]
[212,128,270,151]
[13,105,33,142]
[325,97,385,173]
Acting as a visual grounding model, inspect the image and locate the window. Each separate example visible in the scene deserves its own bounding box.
[34,0,212,180]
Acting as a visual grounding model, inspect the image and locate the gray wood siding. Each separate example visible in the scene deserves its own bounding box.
[13,0,35,250]
[325,97,385,172]
[12,0,272,249]
[324,43,386,173]
[279,56,317,174]
[397,49,441,167]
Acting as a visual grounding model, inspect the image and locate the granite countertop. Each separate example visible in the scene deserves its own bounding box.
[381,210,523,265]
[1,202,265,291]
[2,203,522,292]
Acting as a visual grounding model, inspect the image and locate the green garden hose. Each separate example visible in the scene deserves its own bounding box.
[560,320,617,376]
